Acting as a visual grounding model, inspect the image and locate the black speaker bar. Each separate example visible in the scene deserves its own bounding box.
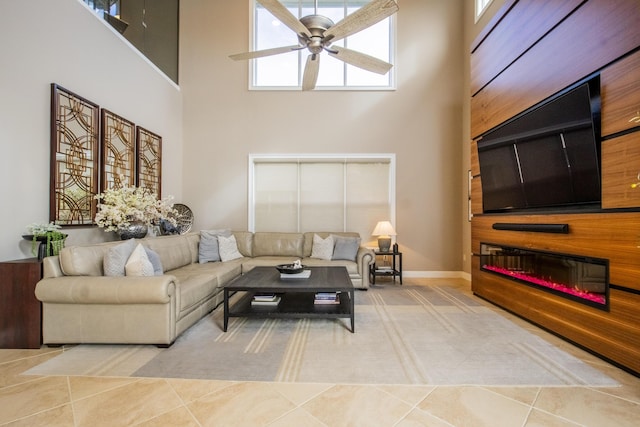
[492,223,569,234]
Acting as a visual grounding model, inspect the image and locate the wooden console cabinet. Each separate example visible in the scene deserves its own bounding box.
[0,259,43,349]
[470,0,640,375]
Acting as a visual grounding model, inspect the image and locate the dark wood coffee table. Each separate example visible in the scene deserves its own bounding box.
[223,266,355,332]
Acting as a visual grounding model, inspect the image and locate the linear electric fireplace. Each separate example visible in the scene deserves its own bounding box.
[480,243,609,309]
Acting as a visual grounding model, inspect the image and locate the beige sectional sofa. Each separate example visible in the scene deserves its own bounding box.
[35,231,375,346]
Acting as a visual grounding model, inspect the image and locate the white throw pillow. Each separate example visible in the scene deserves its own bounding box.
[125,243,155,276]
[311,234,334,261]
[103,239,137,277]
[218,235,243,262]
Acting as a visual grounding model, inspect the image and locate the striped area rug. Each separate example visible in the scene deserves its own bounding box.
[26,283,618,386]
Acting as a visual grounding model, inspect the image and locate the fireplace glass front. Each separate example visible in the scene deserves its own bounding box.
[480,243,608,309]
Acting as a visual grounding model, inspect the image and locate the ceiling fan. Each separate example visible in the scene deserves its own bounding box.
[229,0,399,90]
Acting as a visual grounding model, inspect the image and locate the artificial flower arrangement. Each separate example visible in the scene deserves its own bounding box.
[94,185,178,232]
[25,221,67,256]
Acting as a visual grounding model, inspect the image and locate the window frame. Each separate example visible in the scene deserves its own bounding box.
[247,0,397,91]
[248,153,396,235]
[475,0,495,22]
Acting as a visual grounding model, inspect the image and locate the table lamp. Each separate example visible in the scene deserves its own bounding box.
[372,221,396,252]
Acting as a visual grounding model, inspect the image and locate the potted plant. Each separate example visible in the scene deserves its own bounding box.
[95,185,178,239]
[24,222,67,259]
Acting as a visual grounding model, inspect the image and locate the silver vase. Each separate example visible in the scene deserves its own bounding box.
[117,222,148,240]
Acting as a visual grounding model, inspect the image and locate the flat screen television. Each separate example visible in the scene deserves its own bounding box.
[477,75,601,213]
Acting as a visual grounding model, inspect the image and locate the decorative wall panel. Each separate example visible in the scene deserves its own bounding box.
[101,109,136,191]
[50,84,99,226]
[136,127,162,196]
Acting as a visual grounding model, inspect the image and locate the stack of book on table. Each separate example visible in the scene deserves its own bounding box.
[251,294,281,306]
[280,269,311,279]
[314,292,340,305]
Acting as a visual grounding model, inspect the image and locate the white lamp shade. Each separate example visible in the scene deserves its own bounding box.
[372,221,396,237]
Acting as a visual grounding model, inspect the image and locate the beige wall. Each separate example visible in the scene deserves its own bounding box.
[0,0,183,261]
[180,0,466,274]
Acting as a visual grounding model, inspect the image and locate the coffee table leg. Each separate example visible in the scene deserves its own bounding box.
[223,289,229,332]
[350,289,355,333]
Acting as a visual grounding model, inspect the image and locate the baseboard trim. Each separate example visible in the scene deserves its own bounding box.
[404,271,471,281]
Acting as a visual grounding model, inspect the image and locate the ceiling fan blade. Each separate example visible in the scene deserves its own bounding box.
[323,0,398,44]
[302,54,320,91]
[328,46,392,75]
[229,45,302,61]
[257,0,312,39]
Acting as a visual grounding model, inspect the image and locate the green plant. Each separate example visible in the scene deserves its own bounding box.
[26,222,67,256]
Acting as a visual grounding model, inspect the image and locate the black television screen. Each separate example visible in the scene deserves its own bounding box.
[478,76,601,213]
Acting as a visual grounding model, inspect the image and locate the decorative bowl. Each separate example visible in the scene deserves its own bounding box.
[276,264,305,274]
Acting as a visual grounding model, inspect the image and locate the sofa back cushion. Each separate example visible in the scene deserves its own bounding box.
[252,232,304,257]
[59,242,116,276]
[144,234,197,272]
[303,232,361,257]
[233,231,254,257]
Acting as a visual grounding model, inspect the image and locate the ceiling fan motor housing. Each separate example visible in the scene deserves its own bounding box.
[299,14,335,52]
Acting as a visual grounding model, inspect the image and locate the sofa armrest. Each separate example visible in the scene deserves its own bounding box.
[356,247,376,288]
[42,255,64,279]
[35,275,176,305]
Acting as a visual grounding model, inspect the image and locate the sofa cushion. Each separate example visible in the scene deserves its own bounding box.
[311,234,334,260]
[104,239,138,277]
[252,232,304,257]
[143,234,193,272]
[125,243,155,276]
[303,232,361,257]
[218,235,243,262]
[331,235,361,262]
[144,247,164,275]
[198,229,231,263]
[232,231,254,257]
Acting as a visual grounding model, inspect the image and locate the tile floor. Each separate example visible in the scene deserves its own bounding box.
[1,279,639,426]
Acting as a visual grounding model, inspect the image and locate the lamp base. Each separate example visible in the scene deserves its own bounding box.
[377,237,391,252]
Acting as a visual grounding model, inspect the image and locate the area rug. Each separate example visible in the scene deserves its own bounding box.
[25,283,618,386]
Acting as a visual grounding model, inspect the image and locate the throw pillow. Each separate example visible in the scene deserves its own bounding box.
[218,234,243,262]
[198,229,232,263]
[331,235,361,262]
[311,234,334,261]
[125,243,155,277]
[144,247,164,275]
[103,239,137,277]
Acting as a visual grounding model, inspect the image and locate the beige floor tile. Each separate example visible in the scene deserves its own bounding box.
[188,381,297,427]
[396,408,456,427]
[72,378,184,427]
[3,403,75,427]
[524,408,582,427]
[0,348,62,364]
[417,386,531,427]
[483,386,540,406]
[0,351,63,389]
[534,387,640,427]
[303,384,412,427]
[267,407,327,427]
[135,406,200,426]
[68,375,139,401]
[271,382,334,405]
[377,384,436,406]
[0,376,70,425]
[167,378,237,403]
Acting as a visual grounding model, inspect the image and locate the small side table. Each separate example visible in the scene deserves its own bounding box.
[0,258,43,348]
[370,250,402,285]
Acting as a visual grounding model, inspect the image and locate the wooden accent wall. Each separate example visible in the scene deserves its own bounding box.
[470,0,640,375]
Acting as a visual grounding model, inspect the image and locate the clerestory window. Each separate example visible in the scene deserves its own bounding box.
[250,0,396,90]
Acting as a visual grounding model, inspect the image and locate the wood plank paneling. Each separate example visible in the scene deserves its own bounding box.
[601,49,640,137]
[471,213,640,290]
[472,257,640,375]
[470,0,583,96]
[470,139,479,177]
[602,132,640,209]
[470,177,483,214]
[471,0,640,139]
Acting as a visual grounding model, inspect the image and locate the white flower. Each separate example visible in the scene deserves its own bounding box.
[95,185,178,232]
[26,222,61,235]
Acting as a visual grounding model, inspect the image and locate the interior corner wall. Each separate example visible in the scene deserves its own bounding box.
[0,0,183,262]
[179,0,465,273]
